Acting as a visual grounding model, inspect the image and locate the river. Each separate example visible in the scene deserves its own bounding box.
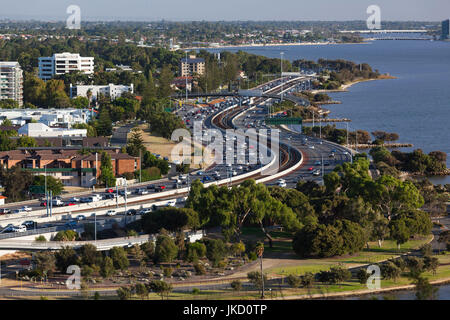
[207,40,450,185]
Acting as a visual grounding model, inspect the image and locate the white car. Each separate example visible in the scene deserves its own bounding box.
[278,181,287,188]
[105,210,117,216]
[232,170,238,176]
[308,145,315,149]
[21,206,32,212]
[165,200,176,207]
[13,225,27,233]
[137,189,149,195]
[76,215,86,221]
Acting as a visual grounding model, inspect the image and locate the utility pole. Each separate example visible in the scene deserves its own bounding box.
[257,244,265,299]
[185,51,188,106]
[124,179,128,214]
[94,213,97,243]
[280,52,284,102]
[139,149,142,183]
[346,122,349,147]
[49,190,53,217]
[95,152,98,186]
[319,116,322,139]
[116,185,119,209]
[45,165,48,217]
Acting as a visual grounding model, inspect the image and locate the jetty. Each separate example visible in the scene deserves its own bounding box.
[346,143,413,149]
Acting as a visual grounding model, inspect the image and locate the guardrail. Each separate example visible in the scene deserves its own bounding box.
[0,226,59,240]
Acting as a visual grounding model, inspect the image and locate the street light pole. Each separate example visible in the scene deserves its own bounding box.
[94,213,97,243]
[280,52,284,102]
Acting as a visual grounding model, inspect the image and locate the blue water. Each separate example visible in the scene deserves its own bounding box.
[348,283,450,300]
[208,40,450,184]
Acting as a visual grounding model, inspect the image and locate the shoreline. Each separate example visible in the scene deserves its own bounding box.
[184,41,369,51]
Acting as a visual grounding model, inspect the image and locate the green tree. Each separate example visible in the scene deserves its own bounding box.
[96,109,113,136]
[390,218,410,250]
[205,238,227,267]
[101,256,115,278]
[32,175,64,196]
[99,152,116,187]
[148,280,173,300]
[109,247,130,270]
[55,247,79,273]
[154,235,178,263]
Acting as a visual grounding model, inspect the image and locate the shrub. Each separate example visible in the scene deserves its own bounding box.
[163,267,173,277]
[230,280,242,291]
[194,263,206,275]
[286,274,302,288]
[35,235,47,242]
[247,271,267,290]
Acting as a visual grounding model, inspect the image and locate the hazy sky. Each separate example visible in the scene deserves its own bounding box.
[0,0,449,21]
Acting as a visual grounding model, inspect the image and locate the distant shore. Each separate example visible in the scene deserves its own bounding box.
[311,75,397,94]
[184,41,368,51]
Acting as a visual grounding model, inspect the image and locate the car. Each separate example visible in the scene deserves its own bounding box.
[21,221,36,229]
[65,220,78,229]
[308,145,315,149]
[324,161,331,166]
[329,153,335,158]
[105,188,115,193]
[13,225,27,233]
[196,171,205,176]
[102,193,115,200]
[137,188,149,195]
[155,186,166,192]
[277,181,287,188]
[164,200,176,207]
[126,209,137,216]
[146,184,156,190]
[21,206,32,212]
[232,170,238,176]
[119,189,131,196]
[65,201,77,206]
[308,167,314,171]
[69,197,80,203]
[313,169,321,176]
[12,209,23,214]
[76,215,86,221]
[139,208,152,215]
[0,208,11,215]
[105,210,117,216]
[331,149,337,153]
[314,161,322,166]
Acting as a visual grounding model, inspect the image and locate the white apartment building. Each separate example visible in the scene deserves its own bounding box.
[18,123,87,138]
[0,62,23,106]
[70,83,134,100]
[0,108,91,127]
[38,53,94,80]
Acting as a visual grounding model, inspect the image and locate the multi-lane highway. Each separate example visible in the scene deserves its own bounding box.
[0,75,353,240]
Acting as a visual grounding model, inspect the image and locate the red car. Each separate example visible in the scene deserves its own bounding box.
[308,167,314,171]
[105,188,114,193]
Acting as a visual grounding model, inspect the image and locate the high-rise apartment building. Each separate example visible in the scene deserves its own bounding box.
[0,61,23,106]
[180,55,206,77]
[38,52,94,80]
[442,19,450,40]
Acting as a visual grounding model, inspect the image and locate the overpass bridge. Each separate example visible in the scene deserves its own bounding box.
[0,230,204,252]
[340,29,429,34]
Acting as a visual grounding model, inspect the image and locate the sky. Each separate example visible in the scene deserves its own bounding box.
[0,0,449,21]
